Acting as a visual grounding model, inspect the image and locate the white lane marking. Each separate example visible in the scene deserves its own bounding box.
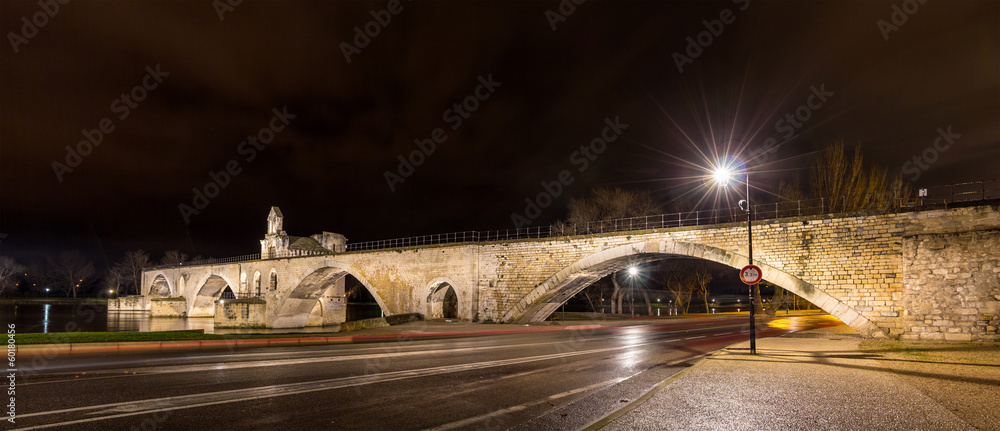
[684,336,706,340]
[424,377,628,431]
[27,326,736,386]
[22,335,618,386]
[12,341,662,430]
[714,332,734,336]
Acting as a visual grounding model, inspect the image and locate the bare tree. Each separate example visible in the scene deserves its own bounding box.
[568,187,663,224]
[691,264,713,313]
[48,252,95,298]
[610,272,652,316]
[103,263,126,295]
[610,272,622,314]
[554,187,664,234]
[579,279,612,313]
[809,142,911,212]
[120,250,150,294]
[0,256,25,295]
[672,274,696,314]
[768,282,789,315]
[160,250,188,265]
[658,267,695,314]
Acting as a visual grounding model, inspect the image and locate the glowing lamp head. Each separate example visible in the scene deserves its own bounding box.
[627,266,638,276]
[713,167,733,187]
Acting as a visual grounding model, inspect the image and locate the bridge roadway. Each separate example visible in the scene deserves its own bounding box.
[13,315,834,430]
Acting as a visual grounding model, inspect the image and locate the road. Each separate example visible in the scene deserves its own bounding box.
[12,315,833,430]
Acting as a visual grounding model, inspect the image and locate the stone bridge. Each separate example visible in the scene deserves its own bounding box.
[138,202,1000,341]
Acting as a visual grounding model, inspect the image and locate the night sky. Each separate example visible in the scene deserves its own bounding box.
[2,0,998,268]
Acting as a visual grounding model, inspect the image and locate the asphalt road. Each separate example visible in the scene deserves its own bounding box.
[11,315,827,431]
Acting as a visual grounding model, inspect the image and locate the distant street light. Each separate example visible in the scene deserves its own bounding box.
[714,163,757,355]
[626,266,638,317]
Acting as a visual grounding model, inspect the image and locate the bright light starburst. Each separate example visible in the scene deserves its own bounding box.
[712,167,733,187]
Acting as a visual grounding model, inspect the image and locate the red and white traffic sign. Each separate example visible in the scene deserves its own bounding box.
[740,265,762,285]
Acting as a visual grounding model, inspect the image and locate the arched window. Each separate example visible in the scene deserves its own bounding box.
[270,271,277,290]
[254,272,261,296]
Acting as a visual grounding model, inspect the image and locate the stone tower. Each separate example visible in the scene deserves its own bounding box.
[260,207,288,258]
[259,206,347,258]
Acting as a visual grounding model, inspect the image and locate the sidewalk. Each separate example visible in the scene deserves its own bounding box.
[597,325,999,431]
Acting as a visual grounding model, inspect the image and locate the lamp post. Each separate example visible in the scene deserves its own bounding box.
[714,166,756,354]
[627,266,638,317]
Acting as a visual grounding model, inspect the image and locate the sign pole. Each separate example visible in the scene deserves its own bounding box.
[747,173,755,355]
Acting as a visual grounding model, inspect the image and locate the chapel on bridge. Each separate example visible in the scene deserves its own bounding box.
[259,206,346,258]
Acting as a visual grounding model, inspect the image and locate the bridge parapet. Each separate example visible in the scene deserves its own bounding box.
[139,187,1000,341]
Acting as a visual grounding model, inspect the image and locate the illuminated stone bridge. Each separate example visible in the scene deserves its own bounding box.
[137,201,1000,341]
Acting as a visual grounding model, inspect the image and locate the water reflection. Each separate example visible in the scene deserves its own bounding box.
[43,304,50,333]
[2,301,384,334]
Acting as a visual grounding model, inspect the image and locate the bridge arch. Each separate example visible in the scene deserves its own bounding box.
[147,274,172,298]
[504,240,886,338]
[425,277,462,319]
[270,260,389,328]
[189,274,237,317]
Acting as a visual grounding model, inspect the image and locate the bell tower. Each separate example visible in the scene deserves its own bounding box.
[261,207,288,258]
[267,207,284,235]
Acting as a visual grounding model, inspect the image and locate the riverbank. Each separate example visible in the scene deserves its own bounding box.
[0,297,108,304]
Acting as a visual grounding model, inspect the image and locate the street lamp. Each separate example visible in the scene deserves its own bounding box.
[714,165,756,355]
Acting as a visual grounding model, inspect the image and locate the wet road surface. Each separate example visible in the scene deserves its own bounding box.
[12,315,831,430]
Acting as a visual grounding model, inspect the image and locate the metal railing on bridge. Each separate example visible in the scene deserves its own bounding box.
[146,249,330,271]
[148,179,999,269]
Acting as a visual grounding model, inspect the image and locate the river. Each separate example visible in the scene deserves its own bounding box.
[0,301,384,334]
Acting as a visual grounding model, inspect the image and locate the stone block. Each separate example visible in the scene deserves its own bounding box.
[944,333,973,342]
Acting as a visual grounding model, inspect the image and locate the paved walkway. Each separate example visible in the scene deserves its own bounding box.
[598,326,987,431]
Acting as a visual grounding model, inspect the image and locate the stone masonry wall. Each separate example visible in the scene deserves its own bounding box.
[900,205,1000,341]
[150,298,187,317]
[144,202,1000,339]
[475,211,909,336]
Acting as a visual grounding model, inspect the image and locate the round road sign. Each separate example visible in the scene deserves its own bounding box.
[740,265,762,285]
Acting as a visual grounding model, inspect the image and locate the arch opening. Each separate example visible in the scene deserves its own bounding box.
[346,275,384,321]
[506,240,885,338]
[426,283,459,319]
[271,262,388,329]
[189,275,233,317]
[148,275,171,298]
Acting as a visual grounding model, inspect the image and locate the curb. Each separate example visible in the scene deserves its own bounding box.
[14,324,608,357]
